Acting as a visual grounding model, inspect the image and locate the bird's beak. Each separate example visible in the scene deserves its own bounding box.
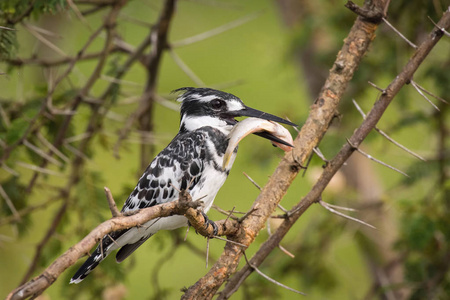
[225,105,297,147]
[229,106,297,127]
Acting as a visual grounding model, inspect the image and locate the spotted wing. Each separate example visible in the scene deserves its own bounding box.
[121,130,207,214]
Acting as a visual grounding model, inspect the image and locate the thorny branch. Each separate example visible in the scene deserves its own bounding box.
[218,6,450,299]
[185,0,393,298]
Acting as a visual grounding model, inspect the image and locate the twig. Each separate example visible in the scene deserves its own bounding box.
[243,252,306,296]
[104,187,121,217]
[352,99,426,161]
[382,17,418,48]
[318,199,376,229]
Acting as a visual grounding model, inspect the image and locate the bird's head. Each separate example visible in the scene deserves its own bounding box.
[173,87,296,148]
[174,88,296,144]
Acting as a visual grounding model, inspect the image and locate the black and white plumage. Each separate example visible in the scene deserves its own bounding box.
[70,87,295,283]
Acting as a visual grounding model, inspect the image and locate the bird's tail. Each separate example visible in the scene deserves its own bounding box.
[70,246,107,284]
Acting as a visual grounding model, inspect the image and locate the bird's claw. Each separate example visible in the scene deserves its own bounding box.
[200,211,218,237]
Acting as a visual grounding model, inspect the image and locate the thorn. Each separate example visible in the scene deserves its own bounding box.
[224,206,236,223]
[23,140,63,167]
[278,244,295,258]
[243,172,261,190]
[36,132,70,163]
[64,143,93,162]
[168,48,205,87]
[171,11,262,48]
[410,80,440,111]
[411,81,448,105]
[16,161,65,176]
[206,237,210,269]
[100,237,104,259]
[352,100,426,161]
[184,224,190,242]
[107,234,120,247]
[346,139,410,177]
[428,16,450,37]
[319,199,376,229]
[325,202,357,212]
[213,235,248,248]
[22,22,68,57]
[0,25,16,31]
[368,81,387,94]
[243,252,306,295]
[313,147,328,163]
[237,207,258,223]
[1,162,19,176]
[277,204,289,215]
[382,17,418,49]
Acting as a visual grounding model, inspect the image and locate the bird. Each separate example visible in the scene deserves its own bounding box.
[70,87,296,283]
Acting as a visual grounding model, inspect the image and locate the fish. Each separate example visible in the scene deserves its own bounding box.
[223,117,294,169]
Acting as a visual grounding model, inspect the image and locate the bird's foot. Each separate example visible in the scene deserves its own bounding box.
[200,211,218,237]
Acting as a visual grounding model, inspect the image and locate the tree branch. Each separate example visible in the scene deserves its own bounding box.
[184,0,391,298]
[7,190,240,300]
[218,6,450,299]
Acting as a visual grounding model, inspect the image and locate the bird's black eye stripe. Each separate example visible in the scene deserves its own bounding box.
[210,99,225,110]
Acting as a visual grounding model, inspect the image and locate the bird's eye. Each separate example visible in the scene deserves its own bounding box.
[210,99,225,110]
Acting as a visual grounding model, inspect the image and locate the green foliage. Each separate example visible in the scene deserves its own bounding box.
[0,0,449,299]
[0,27,17,59]
[396,185,450,298]
[4,117,28,144]
[0,0,67,20]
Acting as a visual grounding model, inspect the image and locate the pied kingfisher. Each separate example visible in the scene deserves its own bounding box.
[70,87,295,283]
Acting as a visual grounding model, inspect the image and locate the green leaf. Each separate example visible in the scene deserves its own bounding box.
[5,118,29,144]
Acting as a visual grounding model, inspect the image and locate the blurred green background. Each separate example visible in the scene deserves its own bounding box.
[1,0,449,299]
